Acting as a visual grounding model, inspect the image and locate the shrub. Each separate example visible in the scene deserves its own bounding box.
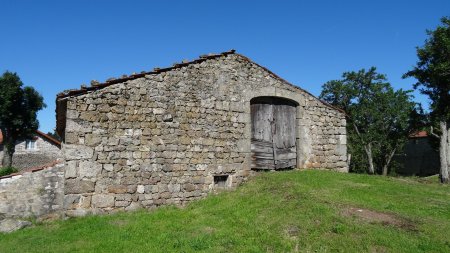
[0,167,18,177]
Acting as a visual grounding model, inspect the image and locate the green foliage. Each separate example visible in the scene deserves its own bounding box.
[403,16,450,122]
[404,16,450,183]
[0,71,46,166]
[0,171,448,252]
[320,67,416,174]
[0,166,18,177]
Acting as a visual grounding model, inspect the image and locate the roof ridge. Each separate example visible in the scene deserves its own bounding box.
[55,49,345,114]
[35,130,62,147]
[56,49,236,99]
[0,130,61,147]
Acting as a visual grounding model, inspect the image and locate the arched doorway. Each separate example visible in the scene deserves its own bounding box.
[250,97,298,170]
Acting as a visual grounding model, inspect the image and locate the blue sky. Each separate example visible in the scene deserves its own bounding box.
[1,0,449,133]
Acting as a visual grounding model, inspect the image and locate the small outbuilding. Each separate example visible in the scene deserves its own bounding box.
[0,130,61,170]
[56,50,347,215]
[396,131,440,176]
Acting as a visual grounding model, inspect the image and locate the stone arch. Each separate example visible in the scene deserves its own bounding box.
[239,87,312,170]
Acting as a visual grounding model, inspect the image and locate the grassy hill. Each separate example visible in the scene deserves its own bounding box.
[0,170,449,252]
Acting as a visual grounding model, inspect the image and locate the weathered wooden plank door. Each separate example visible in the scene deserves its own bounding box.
[251,97,275,170]
[251,97,297,170]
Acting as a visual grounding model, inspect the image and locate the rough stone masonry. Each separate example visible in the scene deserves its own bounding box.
[55,50,347,216]
[0,162,64,220]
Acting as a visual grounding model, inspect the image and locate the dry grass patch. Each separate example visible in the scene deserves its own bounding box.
[342,207,417,231]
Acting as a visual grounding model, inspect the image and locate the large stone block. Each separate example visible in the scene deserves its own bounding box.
[64,194,81,209]
[108,185,128,194]
[91,194,115,208]
[0,219,32,233]
[65,161,78,179]
[65,179,95,194]
[78,161,102,178]
[85,134,102,146]
[64,145,94,160]
[66,119,92,133]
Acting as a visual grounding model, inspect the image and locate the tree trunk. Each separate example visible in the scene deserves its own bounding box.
[382,165,388,176]
[1,132,15,168]
[439,121,449,183]
[447,126,450,180]
[352,123,375,174]
[382,148,396,176]
[2,148,13,168]
[364,143,375,174]
[1,146,14,168]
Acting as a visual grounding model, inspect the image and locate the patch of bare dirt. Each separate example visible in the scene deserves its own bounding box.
[369,245,389,253]
[342,207,417,231]
[201,226,216,234]
[284,225,300,238]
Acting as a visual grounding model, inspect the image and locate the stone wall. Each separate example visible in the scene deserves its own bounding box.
[0,163,64,220]
[395,137,440,176]
[59,53,347,215]
[0,136,62,170]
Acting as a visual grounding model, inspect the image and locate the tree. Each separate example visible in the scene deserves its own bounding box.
[403,17,450,183]
[320,67,415,175]
[0,71,46,167]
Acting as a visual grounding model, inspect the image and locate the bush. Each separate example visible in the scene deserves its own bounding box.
[0,167,18,177]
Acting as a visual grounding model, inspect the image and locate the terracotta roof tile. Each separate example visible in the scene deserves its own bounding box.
[56,50,237,99]
[0,130,61,147]
[35,130,61,148]
[409,131,428,138]
[0,160,62,180]
[55,50,346,115]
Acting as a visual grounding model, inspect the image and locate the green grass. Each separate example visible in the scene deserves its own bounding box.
[0,166,18,177]
[1,170,449,252]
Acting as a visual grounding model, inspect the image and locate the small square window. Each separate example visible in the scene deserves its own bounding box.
[26,140,36,150]
[214,175,229,189]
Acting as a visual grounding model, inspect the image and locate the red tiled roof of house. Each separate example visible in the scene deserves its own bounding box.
[0,130,61,147]
[409,131,428,138]
[35,130,62,148]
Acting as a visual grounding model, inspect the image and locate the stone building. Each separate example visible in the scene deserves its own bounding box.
[0,130,62,169]
[395,131,440,176]
[56,50,347,216]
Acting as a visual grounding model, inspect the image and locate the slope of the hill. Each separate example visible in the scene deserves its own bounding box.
[0,170,449,252]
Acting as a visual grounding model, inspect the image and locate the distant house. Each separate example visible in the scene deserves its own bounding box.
[0,130,62,169]
[396,131,440,176]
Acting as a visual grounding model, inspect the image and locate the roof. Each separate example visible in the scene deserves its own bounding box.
[409,131,428,138]
[57,50,237,99]
[0,130,61,148]
[56,50,346,115]
[35,130,62,148]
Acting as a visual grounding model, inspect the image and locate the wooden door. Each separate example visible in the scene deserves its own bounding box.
[251,97,297,170]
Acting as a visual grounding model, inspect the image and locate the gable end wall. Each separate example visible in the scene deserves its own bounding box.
[60,54,347,215]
